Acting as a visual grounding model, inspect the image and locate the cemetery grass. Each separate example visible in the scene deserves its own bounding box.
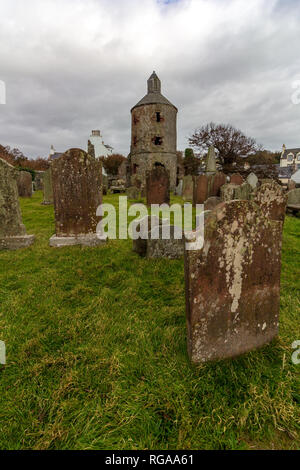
[0,191,299,451]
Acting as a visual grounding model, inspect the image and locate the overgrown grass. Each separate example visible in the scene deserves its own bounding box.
[0,191,299,450]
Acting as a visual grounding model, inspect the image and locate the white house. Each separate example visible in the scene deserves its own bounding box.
[87,130,113,159]
[280,144,300,169]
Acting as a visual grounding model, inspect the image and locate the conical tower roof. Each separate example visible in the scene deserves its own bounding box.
[131,72,177,111]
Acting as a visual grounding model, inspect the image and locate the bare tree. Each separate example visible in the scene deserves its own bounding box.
[189,122,261,165]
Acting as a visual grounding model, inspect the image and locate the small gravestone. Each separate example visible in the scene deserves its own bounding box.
[35,171,44,190]
[204,196,222,211]
[234,182,252,200]
[0,158,35,250]
[17,171,32,197]
[184,200,283,363]
[230,173,243,185]
[221,183,238,201]
[49,148,104,247]
[193,174,208,205]
[286,188,300,214]
[42,168,53,205]
[182,175,194,201]
[127,186,140,200]
[147,224,184,259]
[132,215,162,256]
[252,180,287,222]
[146,167,170,206]
[205,146,217,176]
[246,172,258,189]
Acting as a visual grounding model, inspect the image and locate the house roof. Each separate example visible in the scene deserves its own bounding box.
[281,148,300,159]
[49,152,63,161]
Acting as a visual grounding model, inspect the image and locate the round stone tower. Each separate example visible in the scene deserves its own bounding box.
[130,72,178,190]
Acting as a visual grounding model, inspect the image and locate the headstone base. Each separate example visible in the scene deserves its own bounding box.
[49,233,105,248]
[0,234,35,250]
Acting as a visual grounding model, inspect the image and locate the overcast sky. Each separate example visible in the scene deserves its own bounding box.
[0,0,300,159]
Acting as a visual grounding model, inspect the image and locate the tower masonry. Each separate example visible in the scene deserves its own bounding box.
[129,72,178,190]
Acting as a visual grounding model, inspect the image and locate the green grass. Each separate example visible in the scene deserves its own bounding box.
[0,191,299,450]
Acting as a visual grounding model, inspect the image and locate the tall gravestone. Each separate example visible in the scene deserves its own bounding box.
[205,146,217,176]
[184,200,283,363]
[193,174,208,204]
[182,175,194,201]
[17,171,32,197]
[146,166,170,206]
[252,180,287,223]
[42,168,53,205]
[49,148,104,247]
[0,158,35,250]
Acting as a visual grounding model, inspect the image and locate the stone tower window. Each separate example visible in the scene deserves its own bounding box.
[154,136,163,146]
[156,112,161,122]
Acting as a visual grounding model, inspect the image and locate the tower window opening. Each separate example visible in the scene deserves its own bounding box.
[133,164,139,174]
[156,112,161,122]
[154,136,163,146]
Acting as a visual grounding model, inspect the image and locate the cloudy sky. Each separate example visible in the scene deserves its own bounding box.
[0,0,300,159]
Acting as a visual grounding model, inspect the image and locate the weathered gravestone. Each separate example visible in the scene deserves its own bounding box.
[132,215,183,259]
[182,175,194,201]
[230,173,243,185]
[193,172,226,205]
[252,180,287,223]
[286,188,300,215]
[17,171,32,197]
[221,183,238,202]
[127,186,140,200]
[0,158,35,250]
[193,174,208,204]
[205,146,217,176]
[204,196,222,211]
[49,148,104,247]
[246,172,258,190]
[146,166,170,206]
[184,200,283,363]
[175,179,183,196]
[42,168,53,205]
[287,180,296,191]
[221,182,252,202]
[35,171,44,190]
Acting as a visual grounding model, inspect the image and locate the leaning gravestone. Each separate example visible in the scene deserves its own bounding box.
[184,200,283,363]
[146,166,170,206]
[42,168,53,205]
[49,148,104,247]
[252,180,287,223]
[0,158,35,250]
[182,175,194,201]
[17,171,32,197]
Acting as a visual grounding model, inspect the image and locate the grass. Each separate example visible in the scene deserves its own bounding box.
[0,191,299,450]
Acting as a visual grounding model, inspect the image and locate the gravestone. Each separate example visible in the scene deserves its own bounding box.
[42,168,53,205]
[35,171,44,190]
[230,173,243,185]
[234,182,252,200]
[182,175,194,201]
[127,186,140,200]
[132,215,183,259]
[246,172,258,190]
[175,179,183,196]
[146,166,170,206]
[204,196,222,211]
[221,183,238,202]
[17,171,32,197]
[205,146,217,176]
[208,172,227,197]
[252,180,287,222]
[184,200,283,363]
[0,158,35,250]
[193,174,208,205]
[49,148,104,247]
[286,188,300,214]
